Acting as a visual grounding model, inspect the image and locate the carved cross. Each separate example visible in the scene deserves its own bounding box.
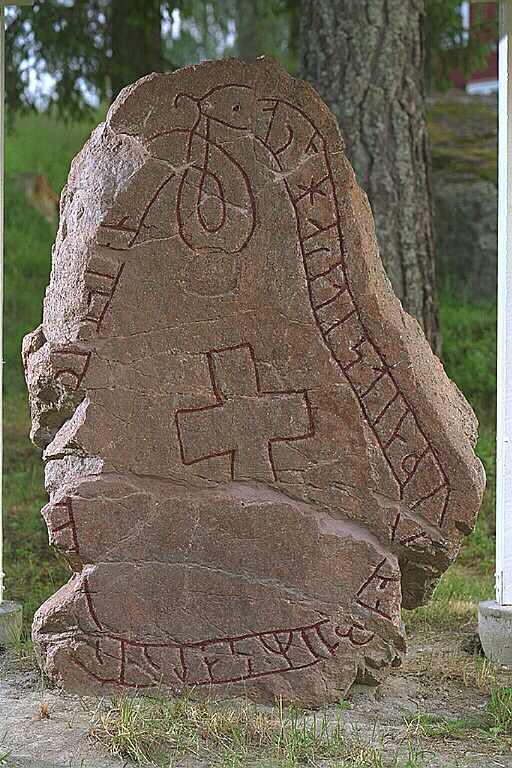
[175,343,314,482]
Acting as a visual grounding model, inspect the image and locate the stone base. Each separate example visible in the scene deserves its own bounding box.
[478,600,512,665]
[0,601,22,648]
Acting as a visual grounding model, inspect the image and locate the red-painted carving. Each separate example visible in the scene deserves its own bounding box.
[390,512,401,541]
[47,497,80,554]
[84,575,103,630]
[390,512,428,548]
[335,622,375,647]
[83,262,125,331]
[355,559,399,622]
[69,614,339,689]
[151,84,256,253]
[256,97,451,530]
[296,176,329,206]
[274,123,294,155]
[101,86,257,254]
[100,174,176,248]
[302,218,338,240]
[53,349,91,391]
[313,285,347,312]
[94,87,451,535]
[175,343,314,481]
[100,92,451,532]
[305,131,320,154]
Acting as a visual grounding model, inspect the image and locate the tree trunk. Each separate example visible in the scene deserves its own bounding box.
[111,0,162,99]
[299,0,441,354]
[236,0,263,62]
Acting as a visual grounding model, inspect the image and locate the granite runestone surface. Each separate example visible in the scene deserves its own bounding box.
[23,57,485,706]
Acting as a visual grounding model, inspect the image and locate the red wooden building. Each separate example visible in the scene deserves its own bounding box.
[452,1,498,92]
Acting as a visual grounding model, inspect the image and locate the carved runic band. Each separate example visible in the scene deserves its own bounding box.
[175,343,315,481]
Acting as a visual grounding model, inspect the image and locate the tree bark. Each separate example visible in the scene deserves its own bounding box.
[299,0,440,354]
[111,0,162,99]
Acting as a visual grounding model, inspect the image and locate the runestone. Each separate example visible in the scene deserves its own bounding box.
[24,57,485,705]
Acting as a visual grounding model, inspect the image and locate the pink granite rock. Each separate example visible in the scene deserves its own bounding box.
[24,57,484,706]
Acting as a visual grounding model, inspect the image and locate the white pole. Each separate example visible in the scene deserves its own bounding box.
[461,2,471,40]
[0,0,33,606]
[477,1,512,668]
[496,0,512,606]
[471,0,512,606]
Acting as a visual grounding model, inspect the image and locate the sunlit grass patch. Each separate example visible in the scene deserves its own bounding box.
[95,692,429,767]
[487,685,512,747]
[97,693,345,766]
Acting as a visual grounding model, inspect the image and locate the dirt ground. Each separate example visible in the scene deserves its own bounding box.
[1,628,511,768]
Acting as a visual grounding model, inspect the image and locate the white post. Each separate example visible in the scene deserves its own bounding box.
[496,0,512,606]
[0,0,32,636]
[477,0,512,663]
[461,2,471,40]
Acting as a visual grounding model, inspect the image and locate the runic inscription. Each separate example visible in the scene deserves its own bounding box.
[255,96,452,530]
[70,615,341,689]
[175,343,314,481]
[83,261,125,331]
[44,497,80,554]
[356,559,399,622]
[66,558,392,690]
[25,57,483,705]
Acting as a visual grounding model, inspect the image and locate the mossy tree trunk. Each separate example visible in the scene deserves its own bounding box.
[300,0,440,354]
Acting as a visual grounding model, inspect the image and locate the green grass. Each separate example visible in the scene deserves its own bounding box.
[440,293,497,425]
[4,189,55,396]
[401,292,497,631]
[4,110,102,396]
[408,685,512,751]
[435,292,497,606]
[488,685,512,746]
[404,564,494,631]
[96,691,429,767]
[404,293,497,629]
[410,712,486,740]
[5,110,103,200]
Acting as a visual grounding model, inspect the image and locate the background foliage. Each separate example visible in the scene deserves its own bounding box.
[425,1,497,92]
[5,0,498,120]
